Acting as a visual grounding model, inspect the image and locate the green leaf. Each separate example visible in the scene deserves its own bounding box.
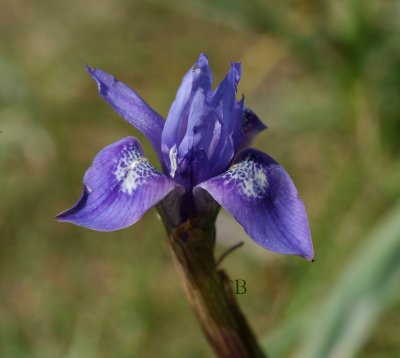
[296,201,400,358]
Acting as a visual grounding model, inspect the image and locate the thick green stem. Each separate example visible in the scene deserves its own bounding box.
[158,207,266,358]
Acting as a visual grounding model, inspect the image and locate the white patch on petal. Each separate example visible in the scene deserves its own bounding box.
[114,145,159,195]
[221,155,268,199]
[192,65,201,74]
[169,144,178,178]
[207,119,221,159]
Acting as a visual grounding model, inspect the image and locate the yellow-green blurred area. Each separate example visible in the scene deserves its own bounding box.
[1,0,400,357]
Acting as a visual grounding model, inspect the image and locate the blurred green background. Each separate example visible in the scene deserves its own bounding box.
[1,0,400,357]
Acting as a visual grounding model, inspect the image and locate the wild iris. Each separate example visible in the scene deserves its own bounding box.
[57,54,314,260]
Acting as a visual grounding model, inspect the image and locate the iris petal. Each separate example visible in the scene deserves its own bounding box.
[86,66,165,166]
[211,62,242,134]
[161,53,213,171]
[57,137,182,231]
[238,107,267,151]
[195,148,314,260]
[175,90,216,183]
[207,116,234,178]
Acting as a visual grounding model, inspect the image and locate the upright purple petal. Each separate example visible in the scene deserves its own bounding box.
[173,90,219,186]
[161,53,212,170]
[195,149,313,260]
[86,66,165,164]
[171,90,235,188]
[211,62,241,134]
[207,117,234,178]
[57,137,182,231]
[232,96,244,152]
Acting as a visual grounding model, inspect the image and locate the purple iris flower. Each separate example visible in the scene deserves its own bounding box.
[57,54,314,261]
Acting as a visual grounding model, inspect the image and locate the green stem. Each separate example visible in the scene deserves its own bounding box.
[158,207,266,358]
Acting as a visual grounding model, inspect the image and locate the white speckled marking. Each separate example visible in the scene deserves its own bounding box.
[114,145,159,195]
[221,156,268,199]
[192,65,201,74]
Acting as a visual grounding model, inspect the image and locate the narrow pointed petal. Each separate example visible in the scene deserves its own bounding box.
[86,66,165,163]
[211,62,241,106]
[211,62,241,134]
[232,96,244,152]
[238,107,267,151]
[57,137,182,231]
[195,149,313,260]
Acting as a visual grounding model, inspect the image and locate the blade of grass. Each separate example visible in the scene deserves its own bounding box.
[297,200,400,358]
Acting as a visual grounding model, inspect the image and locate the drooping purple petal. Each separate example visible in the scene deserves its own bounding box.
[57,137,182,231]
[161,53,212,171]
[86,66,165,164]
[238,107,267,151]
[195,149,313,260]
